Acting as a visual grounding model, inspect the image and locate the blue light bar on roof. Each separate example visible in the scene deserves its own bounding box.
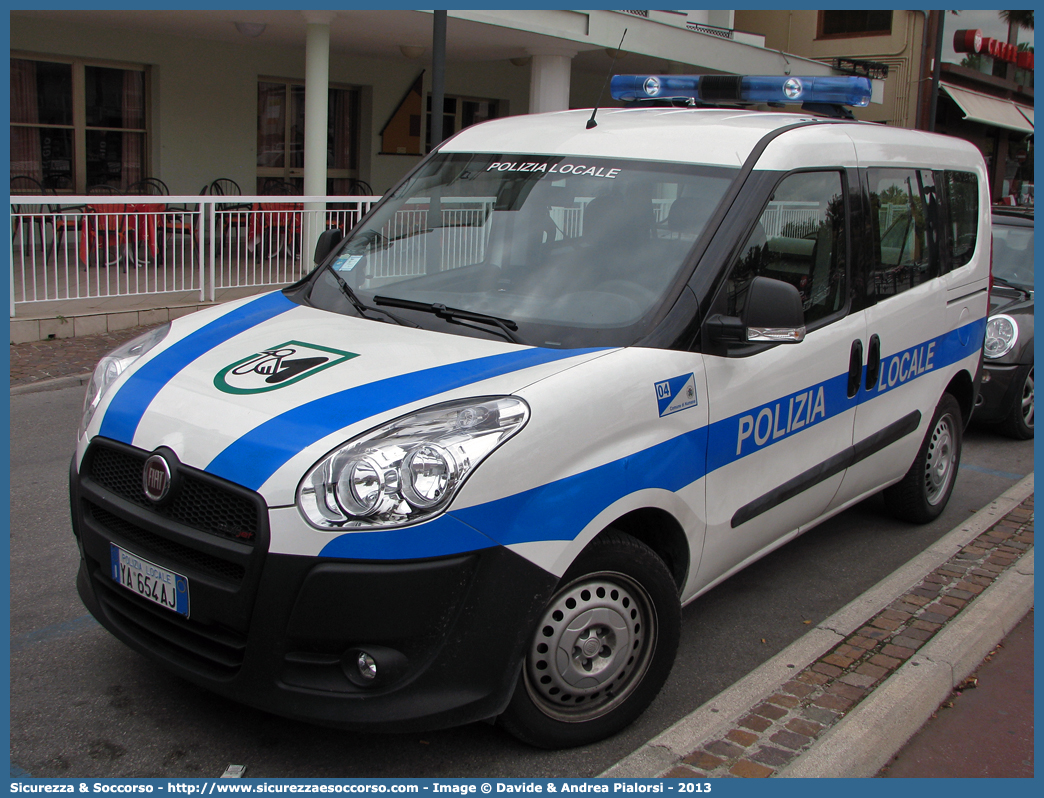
[610,74,872,107]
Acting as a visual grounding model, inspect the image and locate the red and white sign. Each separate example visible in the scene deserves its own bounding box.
[953,29,983,54]
[955,28,1034,70]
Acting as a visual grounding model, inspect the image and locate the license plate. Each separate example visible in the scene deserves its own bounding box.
[110,544,190,617]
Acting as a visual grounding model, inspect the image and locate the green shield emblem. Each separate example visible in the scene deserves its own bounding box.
[214,340,357,394]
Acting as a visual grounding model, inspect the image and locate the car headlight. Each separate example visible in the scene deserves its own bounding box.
[297,396,529,530]
[983,314,1019,360]
[79,324,171,437]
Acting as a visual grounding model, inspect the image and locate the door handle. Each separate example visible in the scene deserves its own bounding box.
[865,334,881,391]
[848,339,863,398]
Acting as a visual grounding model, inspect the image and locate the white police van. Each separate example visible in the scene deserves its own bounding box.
[71,75,989,748]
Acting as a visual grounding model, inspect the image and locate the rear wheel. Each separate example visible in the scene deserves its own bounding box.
[999,365,1034,440]
[884,393,962,523]
[498,531,680,749]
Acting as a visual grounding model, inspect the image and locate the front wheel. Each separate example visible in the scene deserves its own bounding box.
[498,531,680,749]
[884,393,963,523]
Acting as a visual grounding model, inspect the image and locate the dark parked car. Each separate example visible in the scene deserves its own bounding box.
[974,206,1034,438]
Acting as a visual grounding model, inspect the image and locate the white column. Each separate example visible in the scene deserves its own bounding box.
[527,48,576,114]
[303,10,335,261]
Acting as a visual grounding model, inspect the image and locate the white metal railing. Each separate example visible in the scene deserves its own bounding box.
[9,194,379,316]
[362,198,496,281]
[760,201,822,239]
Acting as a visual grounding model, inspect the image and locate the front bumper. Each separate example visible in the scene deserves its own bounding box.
[974,362,1023,424]
[71,439,559,732]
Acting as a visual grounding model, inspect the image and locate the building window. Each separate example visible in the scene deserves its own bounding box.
[818,11,893,39]
[256,78,360,194]
[10,56,147,193]
[425,95,499,153]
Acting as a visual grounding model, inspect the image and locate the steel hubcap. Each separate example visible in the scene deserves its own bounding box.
[924,413,956,505]
[525,574,655,721]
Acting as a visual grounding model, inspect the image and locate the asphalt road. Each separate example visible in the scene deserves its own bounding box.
[9,385,1034,779]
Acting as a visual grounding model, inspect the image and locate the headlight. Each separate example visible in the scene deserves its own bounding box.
[79,324,171,437]
[297,396,529,529]
[983,314,1019,359]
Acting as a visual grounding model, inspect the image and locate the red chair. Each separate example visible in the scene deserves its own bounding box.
[248,200,303,260]
[78,186,161,270]
[210,178,252,246]
[78,203,128,269]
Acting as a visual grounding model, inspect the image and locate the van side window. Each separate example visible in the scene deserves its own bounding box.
[727,170,847,327]
[942,170,979,270]
[868,169,938,296]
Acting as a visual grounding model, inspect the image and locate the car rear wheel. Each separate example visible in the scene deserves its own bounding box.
[1000,365,1034,440]
[498,530,680,749]
[884,393,962,523]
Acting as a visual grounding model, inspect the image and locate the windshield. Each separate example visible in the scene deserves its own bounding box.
[308,152,736,347]
[992,223,1033,290]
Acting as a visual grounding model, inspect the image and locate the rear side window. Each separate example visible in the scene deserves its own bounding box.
[868,168,938,297]
[726,170,848,327]
[942,170,979,270]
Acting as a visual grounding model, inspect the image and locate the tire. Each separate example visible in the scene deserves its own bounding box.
[884,393,963,523]
[999,365,1034,440]
[498,530,681,749]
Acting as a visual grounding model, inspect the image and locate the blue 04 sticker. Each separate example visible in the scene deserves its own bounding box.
[655,373,698,417]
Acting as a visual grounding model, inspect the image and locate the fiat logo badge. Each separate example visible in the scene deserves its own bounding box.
[143,455,172,502]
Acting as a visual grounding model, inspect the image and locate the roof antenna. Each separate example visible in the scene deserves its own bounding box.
[587,28,627,130]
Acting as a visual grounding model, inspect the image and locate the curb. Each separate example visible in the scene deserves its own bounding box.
[601,474,1034,779]
[10,373,92,395]
[779,550,1033,777]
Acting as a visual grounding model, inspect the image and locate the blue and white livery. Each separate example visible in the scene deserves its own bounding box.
[71,84,990,749]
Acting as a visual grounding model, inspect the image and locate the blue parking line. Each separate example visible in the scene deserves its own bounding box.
[10,615,99,652]
[11,763,32,778]
[959,463,1026,481]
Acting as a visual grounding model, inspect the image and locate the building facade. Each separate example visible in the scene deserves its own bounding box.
[734,9,927,128]
[735,9,1034,203]
[11,9,844,199]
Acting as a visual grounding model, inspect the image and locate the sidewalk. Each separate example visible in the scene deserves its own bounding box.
[878,609,1033,778]
[604,477,1033,779]
[10,323,162,390]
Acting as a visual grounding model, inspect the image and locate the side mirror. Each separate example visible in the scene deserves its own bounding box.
[709,276,806,344]
[742,276,806,343]
[313,227,344,265]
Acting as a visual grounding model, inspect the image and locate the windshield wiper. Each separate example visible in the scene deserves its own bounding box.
[992,275,1032,298]
[326,269,419,328]
[373,296,526,345]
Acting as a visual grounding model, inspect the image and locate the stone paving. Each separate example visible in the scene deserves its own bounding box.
[660,495,1034,779]
[9,323,162,387]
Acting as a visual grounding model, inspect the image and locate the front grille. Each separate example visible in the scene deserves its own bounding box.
[88,443,260,544]
[76,439,270,680]
[87,502,246,584]
[90,444,149,504]
[90,559,247,676]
